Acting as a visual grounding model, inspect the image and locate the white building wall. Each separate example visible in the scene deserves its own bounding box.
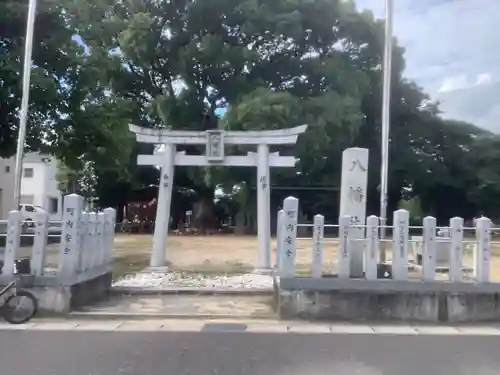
[0,157,16,219]
[41,156,63,220]
[20,160,45,206]
[0,153,63,220]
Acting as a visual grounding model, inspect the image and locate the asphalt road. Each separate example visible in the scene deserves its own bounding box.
[1,330,500,375]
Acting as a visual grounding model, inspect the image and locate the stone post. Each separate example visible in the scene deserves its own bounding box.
[4,210,21,276]
[88,213,98,269]
[339,148,369,278]
[365,215,379,280]
[392,209,409,280]
[280,197,299,278]
[311,214,324,279]
[151,143,176,267]
[59,194,84,276]
[338,214,351,279]
[257,144,271,270]
[422,216,437,281]
[31,209,49,275]
[80,212,90,272]
[104,208,116,266]
[475,217,491,282]
[276,209,285,272]
[449,217,464,282]
[96,212,105,268]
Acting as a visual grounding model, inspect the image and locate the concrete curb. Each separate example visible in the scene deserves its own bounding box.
[5,319,500,335]
[68,311,278,321]
[110,287,274,296]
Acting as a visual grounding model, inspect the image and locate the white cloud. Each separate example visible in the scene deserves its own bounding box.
[437,73,493,93]
[475,73,492,86]
[355,0,500,132]
[438,75,469,93]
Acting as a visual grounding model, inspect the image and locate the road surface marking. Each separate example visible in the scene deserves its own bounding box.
[74,321,123,331]
[246,322,288,333]
[456,326,500,335]
[329,324,374,334]
[287,324,331,334]
[372,325,418,335]
[117,320,166,331]
[160,319,205,332]
[414,326,460,335]
[31,321,80,330]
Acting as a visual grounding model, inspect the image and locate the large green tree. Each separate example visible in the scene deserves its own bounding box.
[61,0,500,224]
[1,0,133,179]
[0,0,75,156]
[62,0,376,221]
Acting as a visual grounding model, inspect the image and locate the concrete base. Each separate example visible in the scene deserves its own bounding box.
[410,261,474,275]
[142,266,170,273]
[253,268,274,276]
[0,271,112,315]
[278,278,500,323]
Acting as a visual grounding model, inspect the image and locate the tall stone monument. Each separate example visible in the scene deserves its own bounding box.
[339,147,369,278]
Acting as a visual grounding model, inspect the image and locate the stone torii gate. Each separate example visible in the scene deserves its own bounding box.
[129,124,308,269]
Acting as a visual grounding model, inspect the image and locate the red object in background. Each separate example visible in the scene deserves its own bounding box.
[126,199,157,221]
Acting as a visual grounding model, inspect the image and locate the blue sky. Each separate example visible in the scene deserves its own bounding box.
[356,0,500,132]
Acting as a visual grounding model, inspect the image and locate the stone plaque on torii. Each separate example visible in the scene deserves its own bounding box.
[129,124,308,270]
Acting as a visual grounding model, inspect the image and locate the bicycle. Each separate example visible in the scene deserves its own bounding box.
[0,272,38,324]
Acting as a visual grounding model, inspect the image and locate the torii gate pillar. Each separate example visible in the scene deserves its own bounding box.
[257,144,271,270]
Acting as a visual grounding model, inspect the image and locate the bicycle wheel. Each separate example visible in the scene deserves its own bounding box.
[3,291,38,324]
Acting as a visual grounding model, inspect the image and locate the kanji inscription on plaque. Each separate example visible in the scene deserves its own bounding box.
[206,130,225,162]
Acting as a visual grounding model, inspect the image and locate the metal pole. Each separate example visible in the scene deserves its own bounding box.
[13,0,38,206]
[379,0,394,263]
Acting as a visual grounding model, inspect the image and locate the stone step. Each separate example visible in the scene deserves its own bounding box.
[71,294,277,320]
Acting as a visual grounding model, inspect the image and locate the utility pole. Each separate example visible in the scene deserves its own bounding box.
[13,0,38,206]
[379,0,394,263]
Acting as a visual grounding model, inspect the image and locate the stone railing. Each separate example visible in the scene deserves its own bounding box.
[0,194,116,278]
[0,194,116,314]
[276,196,494,283]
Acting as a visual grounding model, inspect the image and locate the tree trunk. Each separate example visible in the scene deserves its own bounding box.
[234,212,246,235]
[193,187,216,234]
[70,174,79,194]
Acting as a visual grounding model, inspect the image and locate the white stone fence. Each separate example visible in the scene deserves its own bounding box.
[0,194,116,278]
[277,196,496,283]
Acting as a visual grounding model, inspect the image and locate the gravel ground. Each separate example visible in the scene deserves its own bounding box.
[113,271,275,289]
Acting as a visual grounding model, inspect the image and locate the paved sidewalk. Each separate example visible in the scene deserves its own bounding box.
[4,318,500,336]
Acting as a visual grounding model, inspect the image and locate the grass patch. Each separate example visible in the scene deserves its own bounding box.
[169,260,253,275]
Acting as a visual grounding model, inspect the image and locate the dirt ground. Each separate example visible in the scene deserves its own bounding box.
[110,234,500,281]
[8,234,500,281]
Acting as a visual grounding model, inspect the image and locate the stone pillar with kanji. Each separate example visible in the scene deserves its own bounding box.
[339,148,369,278]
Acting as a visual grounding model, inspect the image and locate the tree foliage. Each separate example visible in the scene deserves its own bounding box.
[0,0,133,186]
[4,0,500,224]
[0,0,74,156]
